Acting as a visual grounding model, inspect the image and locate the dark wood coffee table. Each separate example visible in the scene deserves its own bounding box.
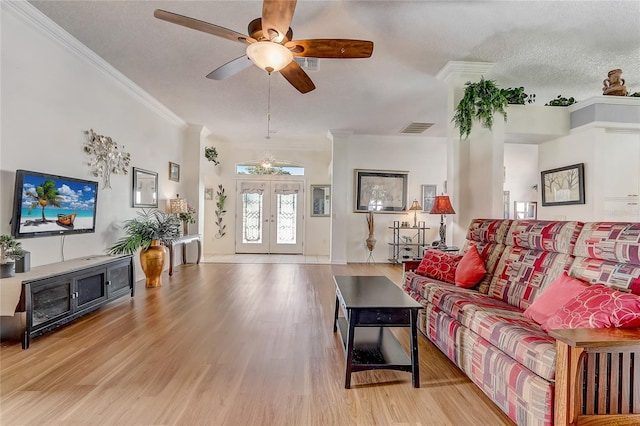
[333,275,424,388]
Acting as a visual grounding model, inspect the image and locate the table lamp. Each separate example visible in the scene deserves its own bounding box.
[409,200,422,228]
[170,195,188,216]
[429,195,456,249]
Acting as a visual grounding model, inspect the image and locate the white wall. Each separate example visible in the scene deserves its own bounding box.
[0,4,187,273]
[201,136,332,256]
[333,134,448,263]
[504,144,539,218]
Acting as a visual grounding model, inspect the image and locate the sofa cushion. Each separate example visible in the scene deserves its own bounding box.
[455,245,487,288]
[543,284,640,330]
[465,219,511,294]
[488,246,575,310]
[571,222,640,295]
[459,328,554,426]
[505,220,584,255]
[573,222,640,264]
[415,249,462,284]
[523,271,589,325]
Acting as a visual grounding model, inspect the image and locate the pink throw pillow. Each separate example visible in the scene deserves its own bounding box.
[455,245,486,288]
[415,249,462,284]
[542,284,640,331]
[523,272,588,326]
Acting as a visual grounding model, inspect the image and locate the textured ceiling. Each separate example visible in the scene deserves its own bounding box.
[28,1,640,146]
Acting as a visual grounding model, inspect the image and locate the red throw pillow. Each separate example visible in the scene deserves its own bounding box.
[542,284,640,331]
[523,272,589,326]
[415,249,462,284]
[454,245,486,288]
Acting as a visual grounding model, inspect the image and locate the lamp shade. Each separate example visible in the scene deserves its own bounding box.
[430,195,456,215]
[246,41,293,73]
[409,200,422,211]
[170,196,188,215]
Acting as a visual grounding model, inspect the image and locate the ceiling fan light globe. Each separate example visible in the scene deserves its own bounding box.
[246,41,293,73]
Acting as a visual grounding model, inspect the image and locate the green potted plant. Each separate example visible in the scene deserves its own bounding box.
[453,77,508,139]
[545,95,577,106]
[501,86,536,105]
[0,234,26,278]
[108,209,181,287]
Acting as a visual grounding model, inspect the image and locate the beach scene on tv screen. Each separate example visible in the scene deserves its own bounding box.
[18,174,96,233]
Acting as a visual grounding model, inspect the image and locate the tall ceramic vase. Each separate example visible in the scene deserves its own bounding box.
[140,240,165,288]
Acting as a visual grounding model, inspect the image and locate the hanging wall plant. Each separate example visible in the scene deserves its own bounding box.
[453,77,508,139]
[215,184,227,239]
[204,147,220,165]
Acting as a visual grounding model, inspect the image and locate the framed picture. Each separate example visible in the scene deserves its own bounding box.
[541,163,585,206]
[169,162,180,182]
[514,201,537,219]
[354,169,408,213]
[204,187,214,200]
[421,184,437,212]
[132,167,158,208]
[310,184,331,217]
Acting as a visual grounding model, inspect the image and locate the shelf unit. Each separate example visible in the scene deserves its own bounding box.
[388,221,429,264]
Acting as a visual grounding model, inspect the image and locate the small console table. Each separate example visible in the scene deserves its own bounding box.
[168,234,202,276]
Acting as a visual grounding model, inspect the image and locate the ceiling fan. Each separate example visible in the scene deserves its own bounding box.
[154,0,374,94]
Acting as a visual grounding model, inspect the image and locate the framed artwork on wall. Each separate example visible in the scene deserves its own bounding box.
[169,162,180,182]
[204,187,214,200]
[354,169,408,213]
[541,163,585,206]
[421,184,437,212]
[132,167,158,208]
[310,184,331,217]
[514,201,537,219]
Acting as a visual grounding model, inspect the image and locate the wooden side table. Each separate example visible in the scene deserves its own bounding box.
[168,234,202,276]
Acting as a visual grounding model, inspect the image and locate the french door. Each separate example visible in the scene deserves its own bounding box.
[235,179,304,254]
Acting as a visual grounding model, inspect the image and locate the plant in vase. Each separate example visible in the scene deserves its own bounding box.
[107,209,181,287]
[0,234,26,278]
[178,204,196,236]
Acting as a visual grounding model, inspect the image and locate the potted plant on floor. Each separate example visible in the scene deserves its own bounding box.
[0,234,26,278]
[108,209,181,287]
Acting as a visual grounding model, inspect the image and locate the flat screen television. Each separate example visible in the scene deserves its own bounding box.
[11,169,98,239]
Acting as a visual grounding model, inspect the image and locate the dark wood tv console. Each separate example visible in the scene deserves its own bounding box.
[0,255,134,349]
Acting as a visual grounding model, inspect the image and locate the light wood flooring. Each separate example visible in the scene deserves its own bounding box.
[0,262,514,425]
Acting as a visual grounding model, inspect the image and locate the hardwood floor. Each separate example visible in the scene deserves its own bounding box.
[0,263,514,425]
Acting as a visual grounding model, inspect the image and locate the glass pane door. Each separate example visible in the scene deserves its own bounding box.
[235,180,304,254]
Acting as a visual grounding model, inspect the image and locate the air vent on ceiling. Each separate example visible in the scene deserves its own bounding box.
[293,57,319,71]
[400,122,434,134]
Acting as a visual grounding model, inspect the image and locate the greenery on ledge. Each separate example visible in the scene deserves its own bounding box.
[453,77,508,139]
[545,95,577,106]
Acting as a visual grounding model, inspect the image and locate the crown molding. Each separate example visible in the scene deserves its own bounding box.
[2,1,187,129]
[436,61,495,83]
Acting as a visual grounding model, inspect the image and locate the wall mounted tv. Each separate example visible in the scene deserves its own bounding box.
[11,169,98,239]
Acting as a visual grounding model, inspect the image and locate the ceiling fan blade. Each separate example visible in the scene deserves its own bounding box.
[261,0,297,42]
[154,9,255,44]
[286,39,374,58]
[279,61,315,94]
[206,55,254,80]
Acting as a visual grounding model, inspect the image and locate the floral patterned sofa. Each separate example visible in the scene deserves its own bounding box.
[403,219,640,426]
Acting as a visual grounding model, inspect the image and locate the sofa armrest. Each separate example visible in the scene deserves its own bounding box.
[550,328,640,426]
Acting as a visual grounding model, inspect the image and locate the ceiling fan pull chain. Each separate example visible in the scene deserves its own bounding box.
[266,74,272,139]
